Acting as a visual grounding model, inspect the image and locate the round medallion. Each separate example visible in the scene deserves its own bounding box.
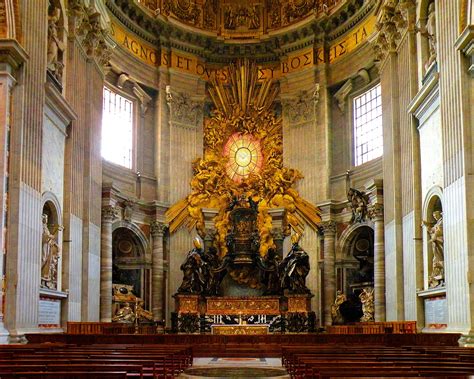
[235,147,252,167]
[223,133,263,183]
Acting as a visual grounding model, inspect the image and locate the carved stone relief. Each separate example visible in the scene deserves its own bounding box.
[163,0,201,26]
[203,0,218,29]
[419,1,437,71]
[223,4,261,30]
[47,1,65,84]
[139,0,344,35]
[167,90,202,126]
[283,85,319,125]
[283,0,315,24]
[347,188,369,224]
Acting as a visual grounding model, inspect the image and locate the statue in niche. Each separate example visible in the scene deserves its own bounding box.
[359,287,375,322]
[421,2,437,71]
[47,3,65,82]
[41,214,63,289]
[279,233,311,294]
[177,237,206,294]
[331,290,347,325]
[347,188,369,224]
[423,210,444,288]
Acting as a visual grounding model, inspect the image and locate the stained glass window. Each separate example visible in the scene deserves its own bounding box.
[353,84,383,166]
[223,133,263,183]
[102,87,134,169]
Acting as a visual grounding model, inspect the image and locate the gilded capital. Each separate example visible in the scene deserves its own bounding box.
[150,221,167,237]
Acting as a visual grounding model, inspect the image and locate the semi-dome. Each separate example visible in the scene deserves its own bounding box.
[112,0,367,42]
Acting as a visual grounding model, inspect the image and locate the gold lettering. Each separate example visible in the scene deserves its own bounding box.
[122,36,130,49]
[303,52,311,66]
[290,56,301,69]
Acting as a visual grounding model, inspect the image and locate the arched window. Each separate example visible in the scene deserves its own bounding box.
[102,87,134,169]
[353,84,382,166]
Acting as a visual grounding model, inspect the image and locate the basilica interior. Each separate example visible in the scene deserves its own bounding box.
[0,0,474,375]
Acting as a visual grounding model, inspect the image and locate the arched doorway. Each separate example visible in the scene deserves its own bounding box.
[337,225,375,323]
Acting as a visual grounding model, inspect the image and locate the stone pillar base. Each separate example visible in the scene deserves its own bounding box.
[0,323,9,344]
[458,334,474,347]
[8,333,27,344]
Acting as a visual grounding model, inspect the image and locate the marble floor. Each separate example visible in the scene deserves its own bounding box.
[179,357,289,378]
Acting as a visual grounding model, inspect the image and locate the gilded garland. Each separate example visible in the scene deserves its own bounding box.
[166,60,320,257]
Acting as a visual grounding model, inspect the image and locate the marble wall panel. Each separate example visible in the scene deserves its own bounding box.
[66,214,83,321]
[419,107,443,199]
[42,114,65,206]
[86,223,101,321]
[14,184,42,328]
[385,219,401,321]
[444,177,470,332]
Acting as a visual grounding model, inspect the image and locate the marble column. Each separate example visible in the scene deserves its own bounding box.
[100,205,117,322]
[322,221,336,327]
[369,203,386,321]
[151,221,166,322]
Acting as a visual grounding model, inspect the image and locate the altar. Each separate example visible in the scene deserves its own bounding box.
[173,293,314,334]
[211,324,269,335]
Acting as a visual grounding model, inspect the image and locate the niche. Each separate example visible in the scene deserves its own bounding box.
[41,201,62,290]
[423,195,444,289]
[112,227,150,308]
[347,226,374,290]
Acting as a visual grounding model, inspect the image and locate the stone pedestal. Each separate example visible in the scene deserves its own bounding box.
[286,294,313,313]
[38,288,68,332]
[174,294,201,314]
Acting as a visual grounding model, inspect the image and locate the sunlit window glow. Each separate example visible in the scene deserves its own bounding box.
[102,87,134,169]
[353,84,383,166]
